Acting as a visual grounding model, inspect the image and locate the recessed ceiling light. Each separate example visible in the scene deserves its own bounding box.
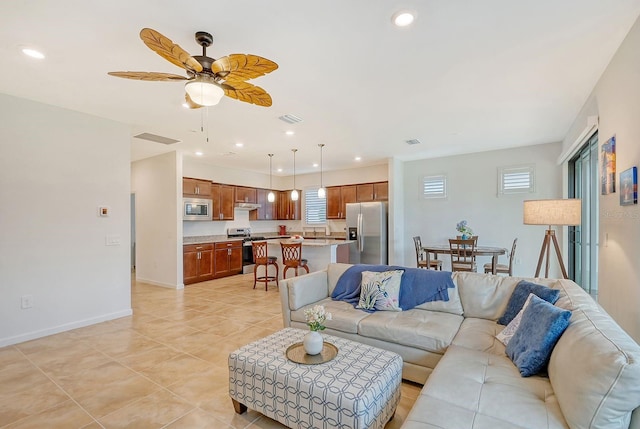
[355,156,362,161]
[277,168,283,172]
[195,151,203,156]
[392,11,415,27]
[182,103,189,108]
[235,143,244,148]
[21,48,45,59]
[285,130,295,136]
[313,163,319,168]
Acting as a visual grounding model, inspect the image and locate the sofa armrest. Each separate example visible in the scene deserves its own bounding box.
[279,270,329,327]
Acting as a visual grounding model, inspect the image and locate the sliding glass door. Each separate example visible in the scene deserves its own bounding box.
[568,133,599,295]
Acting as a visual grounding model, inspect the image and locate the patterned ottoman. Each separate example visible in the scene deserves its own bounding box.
[229,327,402,429]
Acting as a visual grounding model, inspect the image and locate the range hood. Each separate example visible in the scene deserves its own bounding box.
[235,202,262,210]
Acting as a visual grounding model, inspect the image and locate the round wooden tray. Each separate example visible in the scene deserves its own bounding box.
[286,341,338,365]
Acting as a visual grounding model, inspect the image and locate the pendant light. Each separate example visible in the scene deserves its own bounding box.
[291,149,299,201]
[317,143,326,199]
[267,154,275,202]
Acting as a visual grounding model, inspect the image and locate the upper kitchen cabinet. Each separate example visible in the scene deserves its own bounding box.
[211,183,235,220]
[356,181,388,202]
[253,188,277,220]
[277,190,301,220]
[235,186,257,203]
[326,185,357,219]
[183,178,212,198]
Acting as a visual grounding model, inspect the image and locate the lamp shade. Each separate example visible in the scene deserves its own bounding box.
[523,199,581,226]
[185,77,224,106]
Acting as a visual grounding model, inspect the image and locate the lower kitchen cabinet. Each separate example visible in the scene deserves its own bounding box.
[214,241,243,278]
[183,244,214,285]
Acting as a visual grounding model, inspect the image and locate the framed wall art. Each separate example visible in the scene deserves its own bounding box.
[620,166,637,206]
[601,135,616,195]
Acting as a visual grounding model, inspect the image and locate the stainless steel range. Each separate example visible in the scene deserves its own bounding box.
[227,228,266,268]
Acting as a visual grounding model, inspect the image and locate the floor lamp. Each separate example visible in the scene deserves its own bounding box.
[523,199,581,279]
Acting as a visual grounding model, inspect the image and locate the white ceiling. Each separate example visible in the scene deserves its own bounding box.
[1,1,639,176]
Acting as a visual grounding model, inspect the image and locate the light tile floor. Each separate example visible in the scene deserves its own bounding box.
[0,274,421,428]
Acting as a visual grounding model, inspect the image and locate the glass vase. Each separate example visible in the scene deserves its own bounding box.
[303,331,323,355]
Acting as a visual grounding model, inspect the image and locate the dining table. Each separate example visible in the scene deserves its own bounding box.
[421,244,507,274]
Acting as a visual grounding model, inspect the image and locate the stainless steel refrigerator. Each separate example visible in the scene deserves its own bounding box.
[346,201,388,265]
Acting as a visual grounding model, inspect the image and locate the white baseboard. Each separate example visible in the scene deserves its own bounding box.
[136,277,184,290]
[0,308,133,348]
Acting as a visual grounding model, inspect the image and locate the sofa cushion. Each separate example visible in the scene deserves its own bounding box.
[414,275,464,316]
[291,298,369,334]
[506,295,571,377]
[549,307,640,429]
[402,345,568,429]
[356,270,403,311]
[327,263,352,295]
[456,272,557,321]
[451,318,506,356]
[498,280,560,325]
[357,308,462,354]
[287,270,329,311]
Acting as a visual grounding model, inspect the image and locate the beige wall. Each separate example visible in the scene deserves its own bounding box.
[562,16,640,341]
[0,94,132,346]
[131,152,183,289]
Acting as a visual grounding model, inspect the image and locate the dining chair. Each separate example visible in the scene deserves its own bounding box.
[252,241,278,290]
[449,238,478,272]
[484,238,518,276]
[281,242,309,279]
[412,236,442,270]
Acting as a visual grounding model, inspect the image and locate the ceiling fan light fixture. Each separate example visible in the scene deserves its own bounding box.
[185,76,224,106]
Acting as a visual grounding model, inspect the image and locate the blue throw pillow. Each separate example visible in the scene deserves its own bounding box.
[498,280,560,325]
[506,295,571,377]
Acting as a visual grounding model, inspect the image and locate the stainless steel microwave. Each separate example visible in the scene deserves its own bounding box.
[183,198,212,221]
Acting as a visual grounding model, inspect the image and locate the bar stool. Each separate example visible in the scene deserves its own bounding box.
[252,241,278,291]
[281,242,309,279]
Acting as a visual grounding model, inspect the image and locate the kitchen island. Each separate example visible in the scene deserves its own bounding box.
[266,239,355,279]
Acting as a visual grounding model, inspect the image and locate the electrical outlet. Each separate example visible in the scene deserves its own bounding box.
[21,295,33,309]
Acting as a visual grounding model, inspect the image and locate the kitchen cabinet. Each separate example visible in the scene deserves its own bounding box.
[211,184,235,220]
[214,241,243,278]
[235,186,257,203]
[356,181,388,202]
[183,244,214,285]
[253,188,277,220]
[183,178,212,198]
[277,190,301,220]
[326,185,357,219]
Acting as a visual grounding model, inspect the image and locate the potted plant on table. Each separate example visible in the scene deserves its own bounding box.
[303,305,332,355]
[456,220,474,239]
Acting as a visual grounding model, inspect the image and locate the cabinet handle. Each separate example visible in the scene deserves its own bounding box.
[196,246,203,250]
[228,248,231,255]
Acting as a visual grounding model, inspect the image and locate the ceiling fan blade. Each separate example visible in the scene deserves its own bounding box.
[223,81,273,107]
[184,93,204,109]
[211,54,278,82]
[139,28,203,73]
[108,71,188,81]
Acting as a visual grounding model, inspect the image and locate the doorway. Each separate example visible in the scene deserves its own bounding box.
[568,133,599,295]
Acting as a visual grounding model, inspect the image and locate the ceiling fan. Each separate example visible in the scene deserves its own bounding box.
[108,28,278,108]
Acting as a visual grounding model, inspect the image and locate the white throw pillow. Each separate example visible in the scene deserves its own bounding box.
[356,270,403,312]
[496,293,535,346]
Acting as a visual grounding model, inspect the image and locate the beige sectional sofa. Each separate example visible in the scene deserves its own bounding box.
[279,263,640,429]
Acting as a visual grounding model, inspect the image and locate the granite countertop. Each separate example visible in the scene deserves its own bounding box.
[183,232,346,245]
[267,239,354,247]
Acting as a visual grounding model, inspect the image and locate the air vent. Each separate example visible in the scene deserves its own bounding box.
[134,133,181,145]
[405,139,421,145]
[279,114,303,124]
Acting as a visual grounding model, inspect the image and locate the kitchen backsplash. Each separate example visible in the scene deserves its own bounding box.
[183,209,346,237]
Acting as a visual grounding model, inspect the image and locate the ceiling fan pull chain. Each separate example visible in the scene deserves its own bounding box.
[206,107,210,143]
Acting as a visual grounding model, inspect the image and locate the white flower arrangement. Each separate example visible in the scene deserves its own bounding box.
[304,305,332,331]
